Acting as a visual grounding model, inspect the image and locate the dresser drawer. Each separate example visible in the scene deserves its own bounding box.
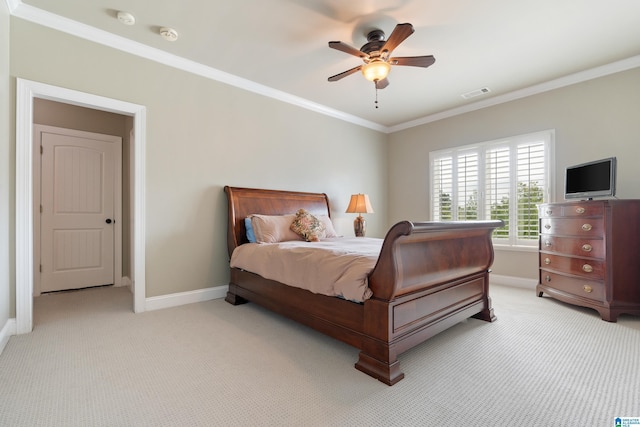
[539,270,604,302]
[540,254,605,279]
[540,217,603,236]
[539,236,604,259]
[539,203,604,218]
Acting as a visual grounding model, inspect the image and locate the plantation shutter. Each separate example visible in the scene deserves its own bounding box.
[432,156,453,220]
[485,147,510,239]
[430,130,552,246]
[456,152,479,220]
[516,142,546,242]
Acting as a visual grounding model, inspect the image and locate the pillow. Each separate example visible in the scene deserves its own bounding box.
[290,209,326,242]
[250,214,304,244]
[318,215,340,238]
[244,217,256,243]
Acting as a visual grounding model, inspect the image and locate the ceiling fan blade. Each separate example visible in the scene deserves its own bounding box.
[328,41,367,59]
[375,78,389,89]
[389,55,436,68]
[381,23,415,55]
[328,65,362,82]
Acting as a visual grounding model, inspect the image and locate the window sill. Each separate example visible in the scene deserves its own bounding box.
[493,244,538,253]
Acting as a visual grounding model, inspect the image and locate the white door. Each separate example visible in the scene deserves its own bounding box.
[38,126,122,292]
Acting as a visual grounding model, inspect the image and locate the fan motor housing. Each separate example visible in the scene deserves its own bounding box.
[361,29,386,54]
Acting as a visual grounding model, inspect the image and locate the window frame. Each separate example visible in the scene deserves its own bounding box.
[429,130,555,248]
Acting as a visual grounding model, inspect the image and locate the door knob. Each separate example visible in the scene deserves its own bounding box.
[106,218,113,224]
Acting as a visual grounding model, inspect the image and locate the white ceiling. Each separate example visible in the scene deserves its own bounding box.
[12,0,640,131]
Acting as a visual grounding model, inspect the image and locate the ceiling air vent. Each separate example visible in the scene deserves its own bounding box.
[461,87,491,99]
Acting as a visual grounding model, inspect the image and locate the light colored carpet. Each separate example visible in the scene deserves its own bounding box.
[1,284,639,426]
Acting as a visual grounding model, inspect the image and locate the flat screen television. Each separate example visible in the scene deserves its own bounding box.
[564,157,616,200]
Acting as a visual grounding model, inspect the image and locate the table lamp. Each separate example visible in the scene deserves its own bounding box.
[345,194,374,237]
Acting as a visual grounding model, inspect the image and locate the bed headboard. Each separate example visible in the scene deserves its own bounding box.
[224,186,331,257]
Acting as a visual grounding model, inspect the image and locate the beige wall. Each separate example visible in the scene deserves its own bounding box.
[5,14,639,317]
[388,68,640,281]
[1,2,11,331]
[8,18,388,309]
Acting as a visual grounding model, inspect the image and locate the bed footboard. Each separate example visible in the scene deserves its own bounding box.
[357,220,502,385]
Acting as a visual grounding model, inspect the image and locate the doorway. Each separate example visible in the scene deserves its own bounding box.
[15,78,147,334]
[34,124,122,294]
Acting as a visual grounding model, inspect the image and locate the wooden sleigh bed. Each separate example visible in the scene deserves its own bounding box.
[224,186,503,385]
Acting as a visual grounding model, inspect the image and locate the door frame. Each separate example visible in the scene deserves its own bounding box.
[16,78,147,334]
[33,124,123,296]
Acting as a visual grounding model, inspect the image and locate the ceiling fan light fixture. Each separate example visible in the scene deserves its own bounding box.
[361,60,391,82]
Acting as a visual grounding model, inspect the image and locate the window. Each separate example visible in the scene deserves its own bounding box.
[430,130,554,247]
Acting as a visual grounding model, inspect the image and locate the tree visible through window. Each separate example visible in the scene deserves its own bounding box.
[430,130,554,246]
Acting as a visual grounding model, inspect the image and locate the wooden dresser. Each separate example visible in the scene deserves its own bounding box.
[537,200,640,322]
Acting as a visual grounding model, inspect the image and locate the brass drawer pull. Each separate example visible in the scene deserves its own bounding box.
[581,223,592,232]
[545,240,552,247]
[545,275,551,282]
[581,244,592,252]
[582,264,593,273]
[583,285,593,293]
[545,209,553,216]
[575,207,585,214]
[544,223,551,230]
[544,257,551,265]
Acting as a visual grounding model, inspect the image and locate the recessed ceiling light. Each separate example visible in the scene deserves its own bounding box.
[159,27,178,42]
[116,11,136,26]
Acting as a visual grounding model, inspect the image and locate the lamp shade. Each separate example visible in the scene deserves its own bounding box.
[345,194,374,214]
[361,60,391,82]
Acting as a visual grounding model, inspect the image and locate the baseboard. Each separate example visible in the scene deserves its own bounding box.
[143,278,532,311]
[0,318,17,356]
[118,276,132,289]
[490,274,537,290]
[145,285,228,312]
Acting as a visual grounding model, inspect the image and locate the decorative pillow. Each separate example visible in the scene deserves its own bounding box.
[250,214,304,244]
[318,215,340,238]
[244,217,257,243]
[290,209,326,242]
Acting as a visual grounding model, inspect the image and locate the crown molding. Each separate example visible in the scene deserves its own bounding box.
[9,1,640,134]
[9,2,387,133]
[5,0,20,13]
[388,55,640,133]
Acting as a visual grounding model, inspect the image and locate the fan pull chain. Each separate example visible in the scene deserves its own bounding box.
[374,81,380,109]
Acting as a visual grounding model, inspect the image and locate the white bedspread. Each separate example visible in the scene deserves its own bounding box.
[230,237,382,302]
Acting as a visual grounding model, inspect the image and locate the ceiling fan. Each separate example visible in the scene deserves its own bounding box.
[327,23,436,92]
